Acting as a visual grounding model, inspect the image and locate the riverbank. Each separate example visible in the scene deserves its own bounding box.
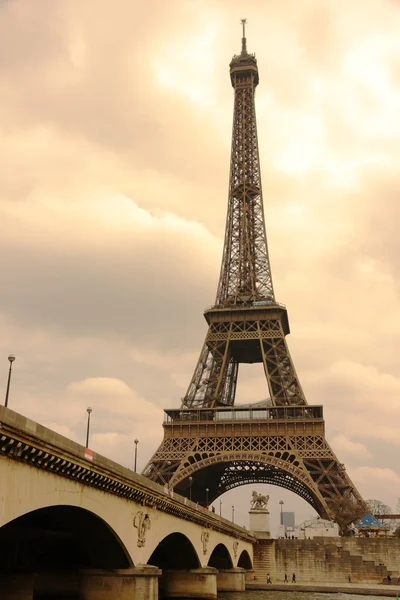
[246,581,400,597]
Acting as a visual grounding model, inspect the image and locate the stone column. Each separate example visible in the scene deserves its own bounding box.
[80,565,161,600]
[217,567,245,591]
[1,574,34,600]
[249,508,270,537]
[163,567,217,599]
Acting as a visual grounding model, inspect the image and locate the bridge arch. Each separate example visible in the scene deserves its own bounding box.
[171,453,328,518]
[0,505,132,571]
[208,543,233,569]
[148,532,200,570]
[238,549,253,569]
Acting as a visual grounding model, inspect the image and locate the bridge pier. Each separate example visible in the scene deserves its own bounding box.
[163,567,217,599]
[80,565,161,600]
[1,574,34,600]
[216,567,245,591]
[245,568,256,582]
[34,571,80,597]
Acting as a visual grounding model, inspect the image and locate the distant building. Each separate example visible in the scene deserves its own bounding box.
[296,517,339,539]
[282,511,295,537]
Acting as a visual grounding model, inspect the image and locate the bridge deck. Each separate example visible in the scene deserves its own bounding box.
[0,405,254,542]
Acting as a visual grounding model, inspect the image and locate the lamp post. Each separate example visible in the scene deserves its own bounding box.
[206,488,209,507]
[166,460,171,488]
[232,505,235,523]
[219,499,222,517]
[4,354,16,408]
[134,439,139,472]
[85,407,92,448]
[279,500,284,525]
[189,476,193,501]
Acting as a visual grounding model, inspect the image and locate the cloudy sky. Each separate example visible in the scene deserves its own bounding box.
[1,0,400,533]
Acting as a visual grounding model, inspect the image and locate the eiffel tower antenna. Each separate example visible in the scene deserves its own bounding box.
[144,22,366,532]
[241,18,247,55]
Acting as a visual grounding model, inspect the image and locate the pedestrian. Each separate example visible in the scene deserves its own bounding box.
[387,574,392,584]
[284,573,288,583]
[292,573,296,583]
[266,573,272,584]
[348,574,352,583]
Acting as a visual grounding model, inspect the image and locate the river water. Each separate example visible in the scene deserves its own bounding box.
[217,593,392,600]
[47,592,387,600]
[46,591,397,599]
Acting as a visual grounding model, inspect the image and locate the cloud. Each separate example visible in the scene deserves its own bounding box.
[330,434,372,459]
[1,0,400,517]
[349,467,400,509]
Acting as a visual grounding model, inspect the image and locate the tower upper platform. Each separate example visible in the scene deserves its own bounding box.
[229,19,259,87]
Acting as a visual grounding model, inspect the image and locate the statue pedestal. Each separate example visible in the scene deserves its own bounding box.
[249,509,270,537]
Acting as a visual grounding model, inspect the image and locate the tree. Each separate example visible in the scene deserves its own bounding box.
[394,526,400,539]
[366,499,397,533]
[366,499,391,516]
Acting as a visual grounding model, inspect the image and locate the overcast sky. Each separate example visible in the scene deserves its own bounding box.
[1,0,400,533]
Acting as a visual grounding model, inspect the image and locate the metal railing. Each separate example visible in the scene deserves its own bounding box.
[164,405,323,424]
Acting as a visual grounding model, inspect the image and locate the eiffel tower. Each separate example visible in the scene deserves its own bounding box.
[144,21,366,531]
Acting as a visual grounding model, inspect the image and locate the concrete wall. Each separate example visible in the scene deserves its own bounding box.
[253,539,276,581]
[253,537,399,583]
[0,455,253,570]
[340,537,400,574]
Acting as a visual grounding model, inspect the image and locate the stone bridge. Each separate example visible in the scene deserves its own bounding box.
[0,406,254,599]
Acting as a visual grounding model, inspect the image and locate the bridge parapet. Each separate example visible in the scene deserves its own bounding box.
[0,405,254,543]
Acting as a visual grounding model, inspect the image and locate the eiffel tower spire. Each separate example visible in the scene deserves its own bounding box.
[181,24,304,410]
[143,23,366,532]
[217,20,273,307]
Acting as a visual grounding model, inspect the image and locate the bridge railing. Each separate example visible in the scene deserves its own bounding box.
[164,405,323,423]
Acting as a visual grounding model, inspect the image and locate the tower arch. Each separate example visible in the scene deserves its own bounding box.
[170,453,327,516]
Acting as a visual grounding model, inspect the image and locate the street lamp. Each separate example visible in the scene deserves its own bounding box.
[279,500,284,525]
[4,354,16,408]
[219,499,222,517]
[134,439,139,472]
[232,505,235,523]
[206,487,209,507]
[85,407,92,448]
[189,476,193,501]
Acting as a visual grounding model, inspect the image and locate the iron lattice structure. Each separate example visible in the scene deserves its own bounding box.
[144,24,366,531]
